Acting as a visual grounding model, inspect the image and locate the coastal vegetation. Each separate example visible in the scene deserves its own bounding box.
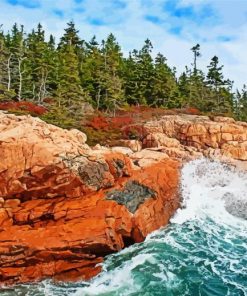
[0,21,247,136]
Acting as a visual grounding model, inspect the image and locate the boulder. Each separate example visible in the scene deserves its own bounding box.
[109,139,142,152]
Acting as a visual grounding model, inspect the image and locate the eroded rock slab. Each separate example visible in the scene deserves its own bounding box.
[140,115,247,162]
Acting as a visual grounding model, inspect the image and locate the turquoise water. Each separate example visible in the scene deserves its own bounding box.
[2,159,247,296]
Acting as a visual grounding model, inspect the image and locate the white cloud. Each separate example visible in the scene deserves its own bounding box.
[0,0,246,89]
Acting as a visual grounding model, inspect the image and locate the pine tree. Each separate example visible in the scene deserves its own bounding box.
[56,46,85,107]
[80,34,125,113]
[152,53,178,107]
[0,30,6,91]
[102,33,122,75]
[25,24,56,102]
[100,34,125,113]
[122,51,140,105]
[191,44,201,75]
[80,36,105,109]
[8,23,27,100]
[178,71,190,107]
[137,39,154,105]
[123,40,154,106]
[46,34,59,97]
[58,21,83,50]
[183,45,206,109]
[56,23,88,116]
[235,85,247,121]
[207,56,233,113]
[0,26,14,100]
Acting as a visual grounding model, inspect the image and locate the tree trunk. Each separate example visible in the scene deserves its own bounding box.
[96,87,101,110]
[17,57,27,101]
[17,58,22,101]
[42,70,48,103]
[7,54,12,91]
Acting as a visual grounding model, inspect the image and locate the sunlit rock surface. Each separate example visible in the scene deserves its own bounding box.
[0,112,179,285]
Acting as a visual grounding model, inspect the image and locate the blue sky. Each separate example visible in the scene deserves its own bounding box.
[0,0,247,89]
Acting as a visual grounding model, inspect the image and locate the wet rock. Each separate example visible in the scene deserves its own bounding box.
[106,181,156,213]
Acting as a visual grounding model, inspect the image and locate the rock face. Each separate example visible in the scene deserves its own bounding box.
[0,112,180,285]
[141,115,247,162]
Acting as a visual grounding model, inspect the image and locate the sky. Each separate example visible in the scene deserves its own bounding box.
[0,0,247,89]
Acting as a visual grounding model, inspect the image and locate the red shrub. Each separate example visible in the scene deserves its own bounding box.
[184,107,201,115]
[0,101,47,116]
[87,116,109,130]
[87,115,133,131]
[109,116,133,129]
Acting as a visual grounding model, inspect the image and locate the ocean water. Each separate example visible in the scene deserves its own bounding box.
[2,159,247,296]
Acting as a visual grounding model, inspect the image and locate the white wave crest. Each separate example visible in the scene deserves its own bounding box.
[171,158,247,229]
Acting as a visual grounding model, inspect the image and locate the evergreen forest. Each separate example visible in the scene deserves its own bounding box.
[0,21,247,126]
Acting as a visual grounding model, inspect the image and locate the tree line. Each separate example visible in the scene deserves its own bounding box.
[0,21,246,122]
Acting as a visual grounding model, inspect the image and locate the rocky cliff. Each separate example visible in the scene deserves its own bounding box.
[0,111,246,285]
[142,115,247,160]
[0,112,179,285]
[119,114,247,167]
